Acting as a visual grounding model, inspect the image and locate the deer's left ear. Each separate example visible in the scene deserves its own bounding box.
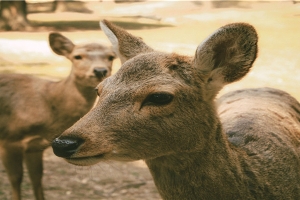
[100,20,154,64]
[194,23,258,99]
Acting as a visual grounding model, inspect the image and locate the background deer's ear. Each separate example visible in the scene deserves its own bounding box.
[194,23,258,99]
[49,32,75,57]
[100,20,154,64]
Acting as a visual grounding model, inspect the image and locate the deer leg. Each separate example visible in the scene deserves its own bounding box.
[24,151,44,200]
[0,143,23,200]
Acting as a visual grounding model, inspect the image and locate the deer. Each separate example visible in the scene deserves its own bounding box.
[51,20,300,199]
[0,32,116,200]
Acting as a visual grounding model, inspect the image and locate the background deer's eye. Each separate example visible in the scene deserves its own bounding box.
[74,55,82,60]
[143,93,173,107]
[108,55,115,61]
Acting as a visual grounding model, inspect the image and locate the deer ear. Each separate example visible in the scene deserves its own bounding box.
[194,23,258,99]
[100,20,153,64]
[49,32,75,57]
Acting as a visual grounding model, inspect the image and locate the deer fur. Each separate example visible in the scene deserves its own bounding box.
[0,32,116,200]
[52,20,300,199]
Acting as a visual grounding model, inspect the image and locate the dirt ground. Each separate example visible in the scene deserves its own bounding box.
[0,1,300,199]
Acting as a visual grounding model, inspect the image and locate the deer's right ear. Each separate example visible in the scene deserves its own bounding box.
[100,20,153,64]
[49,32,75,57]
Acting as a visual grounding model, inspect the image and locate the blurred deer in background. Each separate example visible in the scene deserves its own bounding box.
[0,32,116,200]
[52,20,300,199]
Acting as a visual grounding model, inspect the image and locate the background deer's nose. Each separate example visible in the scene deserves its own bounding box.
[93,67,107,78]
[52,137,84,158]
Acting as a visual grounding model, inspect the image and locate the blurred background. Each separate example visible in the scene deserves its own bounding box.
[0,0,300,199]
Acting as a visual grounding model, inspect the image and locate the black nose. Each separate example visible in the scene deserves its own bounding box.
[52,137,84,158]
[93,68,107,79]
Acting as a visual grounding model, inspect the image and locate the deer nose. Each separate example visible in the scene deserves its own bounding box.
[93,67,107,79]
[52,137,84,158]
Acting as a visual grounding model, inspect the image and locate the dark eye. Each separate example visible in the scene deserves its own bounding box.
[74,55,82,60]
[143,93,173,107]
[108,55,115,61]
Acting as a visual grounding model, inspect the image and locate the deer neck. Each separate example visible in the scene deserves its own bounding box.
[49,74,96,101]
[145,123,250,200]
[45,74,97,123]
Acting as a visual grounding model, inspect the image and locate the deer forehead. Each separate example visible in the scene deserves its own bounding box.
[100,73,179,99]
[72,43,113,56]
[114,52,193,82]
[97,52,194,100]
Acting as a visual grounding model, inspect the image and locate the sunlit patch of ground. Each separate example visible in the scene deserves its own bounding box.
[0,1,299,199]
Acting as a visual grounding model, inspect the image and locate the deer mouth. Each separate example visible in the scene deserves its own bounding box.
[89,75,105,82]
[65,154,105,166]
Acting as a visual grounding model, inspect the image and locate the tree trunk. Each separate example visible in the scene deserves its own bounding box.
[53,0,68,12]
[0,0,29,31]
[53,0,92,13]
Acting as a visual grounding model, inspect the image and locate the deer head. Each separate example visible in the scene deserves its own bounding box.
[49,32,116,87]
[52,20,258,166]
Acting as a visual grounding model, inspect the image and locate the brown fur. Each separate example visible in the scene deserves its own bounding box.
[217,87,300,199]
[53,20,300,199]
[0,32,116,200]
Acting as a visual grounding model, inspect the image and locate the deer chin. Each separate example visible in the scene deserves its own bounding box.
[65,154,105,166]
[77,76,106,88]
[64,151,138,166]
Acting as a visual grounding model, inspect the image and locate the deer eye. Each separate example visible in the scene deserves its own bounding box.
[143,93,173,107]
[108,55,115,61]
[74,55,82,60]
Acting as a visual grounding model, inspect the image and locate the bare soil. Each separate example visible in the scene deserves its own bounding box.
[0,1,300,199]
